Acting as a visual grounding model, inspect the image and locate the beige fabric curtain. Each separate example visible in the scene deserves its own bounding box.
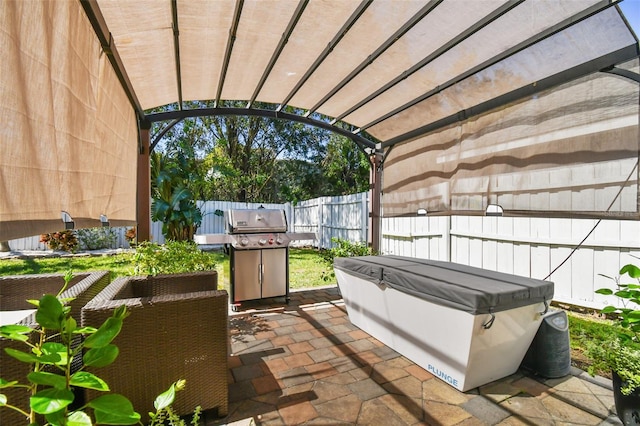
[1,0,638,241]
[0,1,137,241]
[382,59,640,219]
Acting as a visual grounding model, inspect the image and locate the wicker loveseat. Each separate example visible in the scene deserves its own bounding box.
[81,271,228,421]
[0,271,111,424]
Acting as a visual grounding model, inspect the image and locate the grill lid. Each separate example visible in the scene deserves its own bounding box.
[226,209,288,234]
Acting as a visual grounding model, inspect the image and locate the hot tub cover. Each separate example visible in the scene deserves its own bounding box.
[334,255,553,315]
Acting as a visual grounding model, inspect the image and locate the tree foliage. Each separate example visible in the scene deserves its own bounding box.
[149,101,370,204]
[321,133,370,196]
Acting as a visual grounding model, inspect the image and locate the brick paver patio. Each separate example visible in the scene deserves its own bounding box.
[204,286,620,425]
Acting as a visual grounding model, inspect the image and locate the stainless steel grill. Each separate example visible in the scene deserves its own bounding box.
[195,208,315,310]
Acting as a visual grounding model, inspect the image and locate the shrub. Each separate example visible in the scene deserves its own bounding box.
[39,230,79,252]
[319,237,376,281]
[585,337,640,396]
[76,227,117,250]
[585,263,640,395]
[133,241,216,276]
[124,227,136,244]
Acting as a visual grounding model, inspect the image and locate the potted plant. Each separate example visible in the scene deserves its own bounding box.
[588,263,640,425]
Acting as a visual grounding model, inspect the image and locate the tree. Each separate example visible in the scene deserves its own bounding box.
[150,101,370,203]
[275,158,326,203]
[196,103,329,203]
[321,133,370,195]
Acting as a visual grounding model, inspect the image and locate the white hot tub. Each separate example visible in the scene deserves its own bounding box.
[334,255,554,392]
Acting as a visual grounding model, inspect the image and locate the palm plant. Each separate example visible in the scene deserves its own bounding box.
[150,152,202,242]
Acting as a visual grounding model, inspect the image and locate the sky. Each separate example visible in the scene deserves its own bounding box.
[620,0,640,36]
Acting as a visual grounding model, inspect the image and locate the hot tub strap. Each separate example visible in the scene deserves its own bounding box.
[482,309,495,329]
[539,300,549,315]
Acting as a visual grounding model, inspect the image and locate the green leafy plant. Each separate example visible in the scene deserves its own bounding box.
[125,227,137,244]
[586,338,640,396]
[133,241,216,276]
[39,231,79,253]
[76,228,117,251]
[586,263,640,395]
[319,237,376,281]
[151,152,202,242]
[148,380,201,426]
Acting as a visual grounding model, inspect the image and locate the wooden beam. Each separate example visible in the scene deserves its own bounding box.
[137,126,151,242]
[369,151,383,252]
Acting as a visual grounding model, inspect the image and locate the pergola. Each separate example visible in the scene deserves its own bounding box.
[1,0,639,252]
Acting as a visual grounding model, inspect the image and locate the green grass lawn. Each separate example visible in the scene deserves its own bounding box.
[566,310,627,378]
[0,247,332,294]
[0,253,137,280]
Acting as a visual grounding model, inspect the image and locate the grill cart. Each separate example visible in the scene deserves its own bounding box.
[195,208,315,311]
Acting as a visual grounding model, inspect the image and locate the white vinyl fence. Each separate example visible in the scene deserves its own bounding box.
[381,215,640,310]
[292,193,368,248]
[7,192,640,310]
[7,193,369,251]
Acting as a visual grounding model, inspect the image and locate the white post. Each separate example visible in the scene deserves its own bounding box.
[361,192,368,244]
[318,197,325,249]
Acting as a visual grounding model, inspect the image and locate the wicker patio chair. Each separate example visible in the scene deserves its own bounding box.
[81,271,228,421]
[0,271,111,424]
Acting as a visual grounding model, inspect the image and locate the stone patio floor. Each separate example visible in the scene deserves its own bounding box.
[203,286,622,426]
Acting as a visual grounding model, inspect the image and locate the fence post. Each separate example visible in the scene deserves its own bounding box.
[444,215,451,262]
[136,126,151,242]
[285,202,293,232]
[361,192,368,244]
[318,197,325,249]
[369,151,383,252]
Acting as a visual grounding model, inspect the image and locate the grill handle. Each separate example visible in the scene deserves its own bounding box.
[259,263,264,285]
